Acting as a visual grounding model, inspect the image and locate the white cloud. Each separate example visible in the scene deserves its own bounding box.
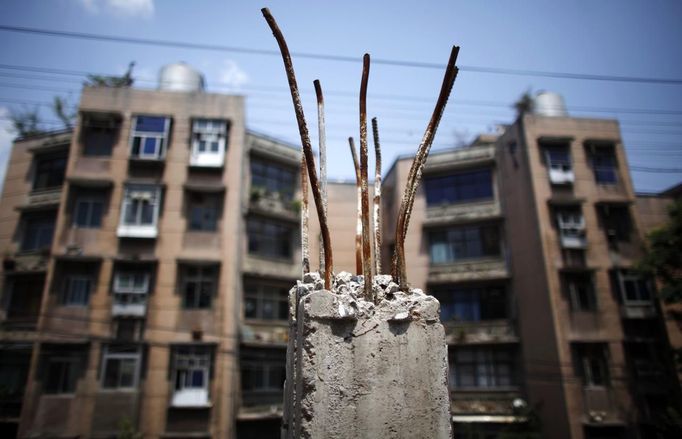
[79,0,154,18]
[0,107,15,194]
[218,60,249,91]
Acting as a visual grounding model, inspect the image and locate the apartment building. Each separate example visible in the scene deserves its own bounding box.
[0,77,679,439]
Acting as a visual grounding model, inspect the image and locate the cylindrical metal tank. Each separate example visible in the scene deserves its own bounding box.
[533,91,568,117]
[158,62,205,92]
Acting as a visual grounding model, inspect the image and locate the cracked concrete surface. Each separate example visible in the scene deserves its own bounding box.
[283,272,452,439]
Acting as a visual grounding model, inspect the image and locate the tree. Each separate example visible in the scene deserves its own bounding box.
[52,96,76,129]
[9,108,43,137]
[514,90,533,117]
[86,61,135,88]
[639,199,682,304]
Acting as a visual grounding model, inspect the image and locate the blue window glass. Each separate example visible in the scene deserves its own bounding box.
[135,116,166,133]
[434,286,506,322]
[429,225,500,263]
[424,169,493,206]
[142,138,158,155]
[593,153,617,184]
[191,370,204,387]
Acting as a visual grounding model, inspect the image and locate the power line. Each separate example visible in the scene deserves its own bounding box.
[2,62,682,115]
[1,24,682,85]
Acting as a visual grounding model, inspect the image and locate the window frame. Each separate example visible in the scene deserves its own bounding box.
[117,185,162,238]
[81,113,120,157]
[100,345,142,390]
[247,217,294,260]
[432,285,507,322]
[61,275,93,307]
[591,147,618,185]
[186,192,221,232]
[44,355,81,394]
[129,115,171,160]
[20,214,55,252]
[243,281,289,321]
[180,264,219,309]
[564,274,597,312]
[556,209,586,248]
[450,346,517,389]
[428,224,501,264]
[171,345,212,407]
[574,344,610,387]
[190,119,228,167]
[424,168,494,206]
[73,196,105,229]
[32,152,67,191]
[250,157,297,201]
[617,270,653,305]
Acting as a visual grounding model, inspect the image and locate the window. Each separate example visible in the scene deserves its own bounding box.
[20,213,55,251]
[556,209,586,248]
[424,168,493,206]
[42,346,86,394]
[244,281,289,321]
[33,153,67,191]
[118,185,162,238]
[574,343,609,386]
[112,269,151,317]
[433,285,506,322]
[544,145,574,184]
[592,148,617,184]
[61,276,92,306]
[81,113,120,156]
[190,119,227,167]
[171,345,212,407]
[180,264,218,309]
[101,345,141,389]
[130,115,170,160]
[450,347,517,389]
[74,196,105,228]
[250,158,296,201]
[564,274,597,312]
[247,217,293,259]
[597,205,631,243]
[615,270,652,305]
[429,224,500,264]
[240,348,286,407]
[187,192,221,231]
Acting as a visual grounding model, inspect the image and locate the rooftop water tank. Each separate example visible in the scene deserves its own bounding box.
[158,62,205,92]
[533,91,568,117]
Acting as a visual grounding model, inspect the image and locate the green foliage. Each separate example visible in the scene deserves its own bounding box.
[86,61,135,88]
[639,199,682,303]
[9,108,43,137]
[52,96,76,129]
[117,417,142,439]
[514,89,533,116]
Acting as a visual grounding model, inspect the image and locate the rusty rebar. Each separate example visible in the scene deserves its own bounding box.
[314,79,328,274]
[262,8,333,289]
[300,152,310,275]
[371,117,382,275]
[392,46,460,290]
[359,54,373,300]
[348,137,363,276]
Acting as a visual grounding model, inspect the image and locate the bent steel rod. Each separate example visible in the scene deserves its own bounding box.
[392,46,460,290]
[262,7,333,289]
[359,54,373,301]
[372,117,382,275]
[348,137,363,276]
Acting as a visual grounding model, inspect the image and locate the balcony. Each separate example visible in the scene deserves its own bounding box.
[112,302,146,317]
[445,320,517,344]
[171,389,210,408]
[429,259,508,283]
[620,303,656,319]
[249,189,299,222]
[582,386,622,424]
[424,199,501,226]
[14,188,62,214]
[117,224,158,239]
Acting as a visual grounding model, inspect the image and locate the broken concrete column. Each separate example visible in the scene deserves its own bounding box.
[283,272,451,439]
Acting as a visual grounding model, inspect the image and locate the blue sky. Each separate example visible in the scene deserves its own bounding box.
[0,0,681,192]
